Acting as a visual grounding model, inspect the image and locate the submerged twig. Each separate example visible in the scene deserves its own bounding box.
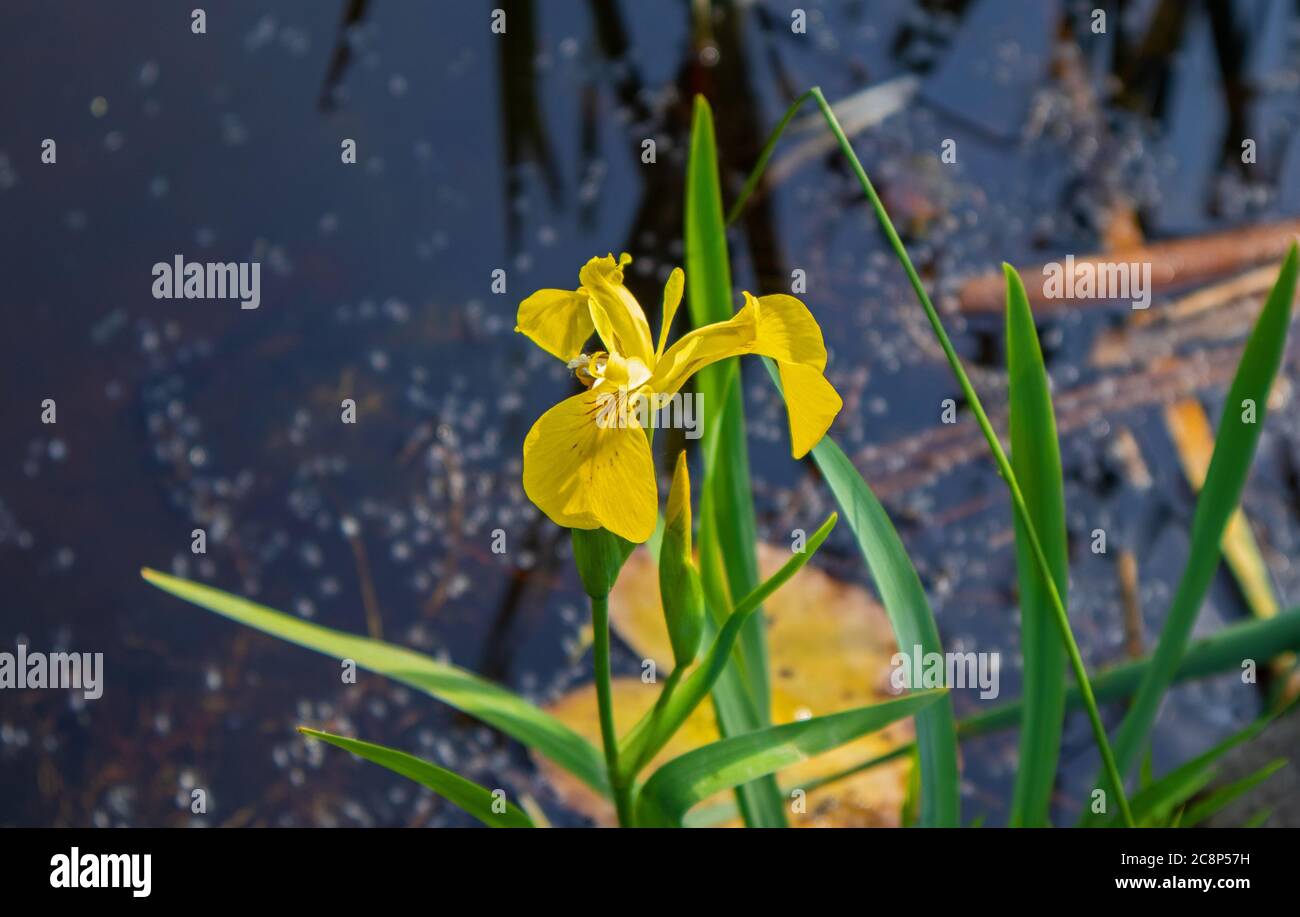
[957,220,1300,313]
[345,529,384,641]
[1090,284,1277,369]
[1118,551,1144,660]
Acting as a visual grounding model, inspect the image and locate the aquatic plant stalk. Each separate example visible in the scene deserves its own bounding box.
[767,379,961,827]
[591,595,632,826]
[729,87,1134,827]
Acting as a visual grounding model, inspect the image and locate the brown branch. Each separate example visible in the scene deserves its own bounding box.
[956,220,1300,313]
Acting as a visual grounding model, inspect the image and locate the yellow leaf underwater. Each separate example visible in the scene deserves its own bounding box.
[534,544,914,827]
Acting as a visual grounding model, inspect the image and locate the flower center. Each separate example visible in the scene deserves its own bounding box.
[566,353,601,388]
[568,351,650,392]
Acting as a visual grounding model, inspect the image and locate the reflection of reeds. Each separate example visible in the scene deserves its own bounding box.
[318,0,370,111]
[471,520,567,686]
[706,0,790,286]
[496,0,562,252]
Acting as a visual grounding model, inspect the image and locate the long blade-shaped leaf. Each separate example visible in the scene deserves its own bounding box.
[807,434,961,827]
[683,745,912,828]
[141,568,608,796]
[636,690,947,827]
[1092,244,1299,816]
[764,359,959,827]
[1244,808,1274,828]
[685,94,784,827]
[1111,716,1270,826]
[1181,759,1286,828]
[299,728,534,828]
[1004,265,1068,827]
[688,95,767,713]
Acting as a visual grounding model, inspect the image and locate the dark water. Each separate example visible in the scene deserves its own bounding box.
[2,0,1299,826]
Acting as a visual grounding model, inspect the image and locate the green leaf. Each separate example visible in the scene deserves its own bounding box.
[1181,758,1286,828]
[1105,716,1271,827]
[1139,747,1155,791]
[299,728,534,828]
[900,745,922,828]
[1093,244,1299,815]
[765,365,960,827]
[1004,265,1068,828]
[685,93,783,827]
[636,690,948,827]
[141,568,609,796]
[1130,764,1219,827]
[682,742,907,827]
[619,513,839,778]
[1243,808,1274,828]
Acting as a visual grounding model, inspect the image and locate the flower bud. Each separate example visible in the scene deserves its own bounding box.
[659,452,705,667]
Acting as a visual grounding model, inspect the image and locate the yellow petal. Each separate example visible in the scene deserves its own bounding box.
[749,293,840,456]
[648,298,758,397]
[655,267,686,360]
[579,254,655,366]
[776,361,843,458]
[748,293,828,369]
[516,288,594,362]
[648,290,841,455]
[522,389,658,542]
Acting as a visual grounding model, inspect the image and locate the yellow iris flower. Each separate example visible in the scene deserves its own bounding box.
[516,253,842,543]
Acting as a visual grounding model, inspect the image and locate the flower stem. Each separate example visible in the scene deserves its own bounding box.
[591,594,633,826]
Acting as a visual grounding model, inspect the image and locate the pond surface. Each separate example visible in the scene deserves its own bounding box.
[2,0,1299,826]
